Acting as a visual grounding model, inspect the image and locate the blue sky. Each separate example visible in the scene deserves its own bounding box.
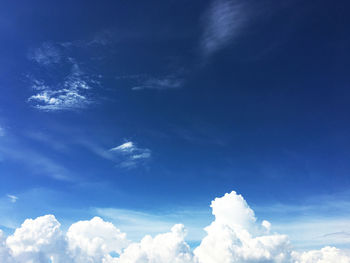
[1,0,350,254]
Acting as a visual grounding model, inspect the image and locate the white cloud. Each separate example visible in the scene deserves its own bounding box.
[5,215,69,262]
[0,191,350,263]
[110,142,135,153]
[0,230,13,263]
[110,141,151,168]
[27,43,99,111]
[6,195,18,204]
[194,191,293,263]
[109,224,195,263]
[201,0,246,55]
[28,62,94,111]
[67,217,129,262]
[93,207,209,242]
[292,246,350,263]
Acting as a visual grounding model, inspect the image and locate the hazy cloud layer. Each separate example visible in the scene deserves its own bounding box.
[28,42,61,66]
[1,191,349,262]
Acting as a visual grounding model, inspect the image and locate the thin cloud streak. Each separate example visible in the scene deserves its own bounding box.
[201,0,246,56]
[132,76,183,91]
[6,195,18,203]
[0,136,74,182]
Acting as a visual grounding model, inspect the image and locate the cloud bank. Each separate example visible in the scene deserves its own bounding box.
[0,191,349,262]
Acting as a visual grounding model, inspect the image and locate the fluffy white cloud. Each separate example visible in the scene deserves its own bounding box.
[1,191,350,263]
[67,217,128,262]
[194,191,292,263]
[292,246,350,263]
[0,230,13,263]
[6,215,69,263]
[108,224,195,263]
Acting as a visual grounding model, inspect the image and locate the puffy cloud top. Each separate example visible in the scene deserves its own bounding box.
[210,191,256,230]
[67,216,128,262]
[1,191,349,263]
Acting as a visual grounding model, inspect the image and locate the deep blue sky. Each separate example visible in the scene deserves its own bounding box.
[0,0,350,249]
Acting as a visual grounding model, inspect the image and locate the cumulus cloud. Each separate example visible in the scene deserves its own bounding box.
[109,224,195,263]
[292,246,350,263]
[67,217,129,262]
[110,141,151,168]
[0,191,350,263]
[201,0,246,55]
[6,215,69,262]
[194,191,293,263]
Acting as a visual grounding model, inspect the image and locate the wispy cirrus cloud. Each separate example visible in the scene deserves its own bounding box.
[28,42,61,65]
[131,76,184,91]
[78,140,152,169]
[115,73,184,91]
[201,0,247,56]
[0,134,74,181]
[109,141,151,168]
[6,195,18,204]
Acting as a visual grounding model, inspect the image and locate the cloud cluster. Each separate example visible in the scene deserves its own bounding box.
[1,191,349,263]
[27,42,100,111]
[27,60,95,111]
[109,141,151,168]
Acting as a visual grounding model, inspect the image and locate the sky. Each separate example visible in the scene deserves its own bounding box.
[1,0,350,262]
